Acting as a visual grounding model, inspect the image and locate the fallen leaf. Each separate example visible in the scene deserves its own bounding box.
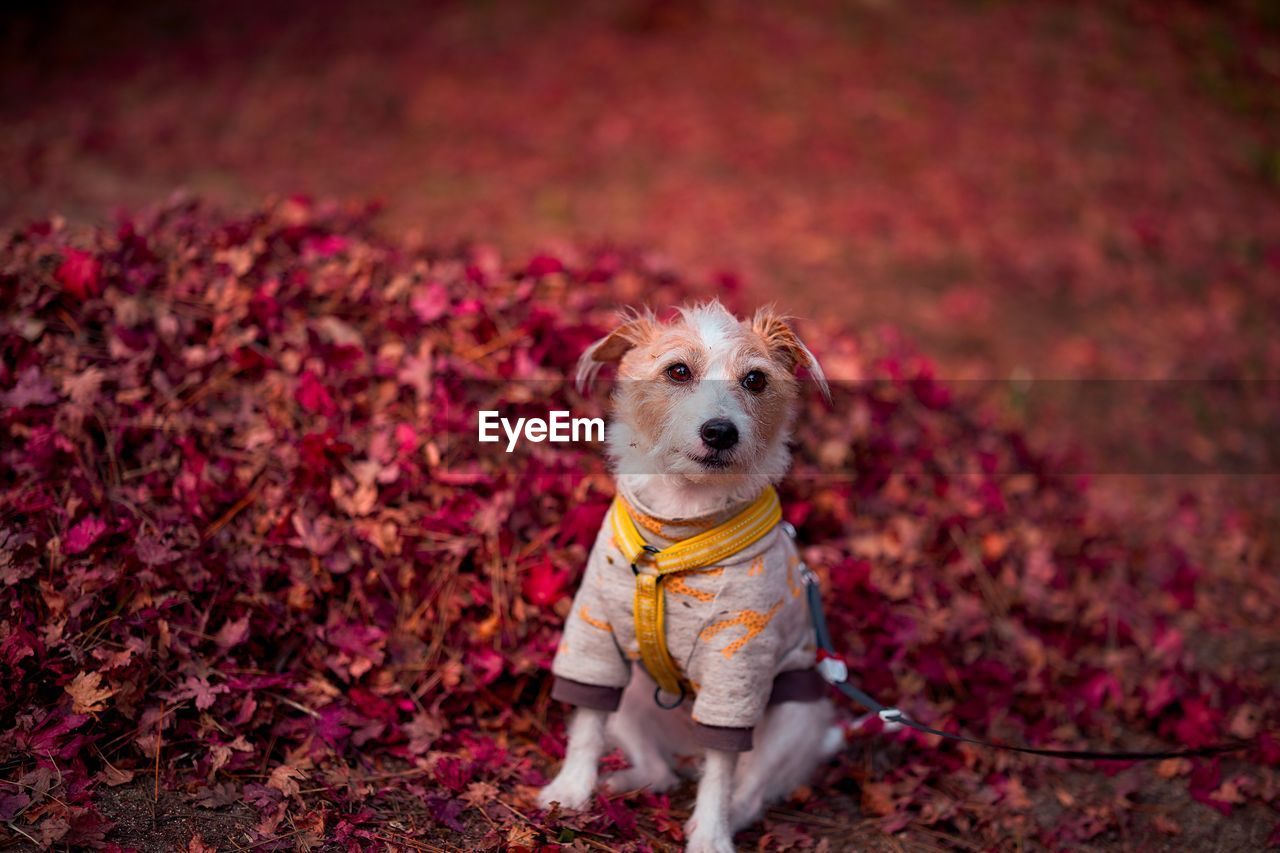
[66,671,114,714]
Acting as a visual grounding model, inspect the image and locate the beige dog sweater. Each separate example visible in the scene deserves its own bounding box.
[550,484,823,751]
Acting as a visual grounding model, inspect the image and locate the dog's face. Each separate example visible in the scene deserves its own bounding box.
[578,302,828,499]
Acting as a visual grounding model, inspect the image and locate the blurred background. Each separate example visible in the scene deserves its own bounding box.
[4,0,1278,382]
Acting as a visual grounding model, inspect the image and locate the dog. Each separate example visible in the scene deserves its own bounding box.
[537,301,843,853]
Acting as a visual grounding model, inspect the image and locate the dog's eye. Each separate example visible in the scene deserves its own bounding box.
[665,363,693,383]
[741,370,768,393]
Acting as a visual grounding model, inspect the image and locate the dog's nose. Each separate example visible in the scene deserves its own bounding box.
[699,418,739,451]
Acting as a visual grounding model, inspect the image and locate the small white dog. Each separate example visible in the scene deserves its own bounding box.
[538,301,843,853]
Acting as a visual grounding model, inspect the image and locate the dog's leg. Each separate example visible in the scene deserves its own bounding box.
[603,672,683,793]
[537,707,609,810]
[684,748,738,853]
[729,699,841,832]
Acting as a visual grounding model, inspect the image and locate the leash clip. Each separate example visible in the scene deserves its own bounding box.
[877,708,905,732]
[816,649,848,684]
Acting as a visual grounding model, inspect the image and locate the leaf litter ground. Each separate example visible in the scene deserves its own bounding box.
[2,198,1277,851]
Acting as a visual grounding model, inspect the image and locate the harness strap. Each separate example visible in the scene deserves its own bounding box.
[802,570,1250,761]
[633,571,686,700]
[612,487,783,699]
[611,487,783,573]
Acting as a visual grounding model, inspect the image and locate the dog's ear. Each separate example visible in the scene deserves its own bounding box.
[575,309,657,392]
[751,306,830,402]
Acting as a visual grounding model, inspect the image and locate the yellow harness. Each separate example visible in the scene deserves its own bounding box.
[609,486,783,700]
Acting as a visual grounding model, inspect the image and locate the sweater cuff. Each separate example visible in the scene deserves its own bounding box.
[768,668,828,705]
[551,676,624,711]
[691,723,754,752]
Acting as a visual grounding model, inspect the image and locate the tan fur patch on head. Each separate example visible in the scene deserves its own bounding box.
[750,305,829,401]
[575,309,660,389]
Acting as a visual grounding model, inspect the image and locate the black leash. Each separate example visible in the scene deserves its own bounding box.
[802,568,1250,761]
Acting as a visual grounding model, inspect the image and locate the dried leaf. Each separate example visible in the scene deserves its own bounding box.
[66,671,113,714]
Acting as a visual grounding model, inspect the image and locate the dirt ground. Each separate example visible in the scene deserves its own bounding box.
[28,772,1277,852]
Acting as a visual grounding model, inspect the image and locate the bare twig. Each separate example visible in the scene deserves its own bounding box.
[4,821,40,848]
[202,468,267,541]
[368,831,451,852]
[949,528,1009,619]
[153,701,164,804]
[227,828,302,851]
[266,692,321,719]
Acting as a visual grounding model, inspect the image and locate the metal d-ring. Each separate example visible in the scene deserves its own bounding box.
[653,683,686,710]
[631,544,661,576]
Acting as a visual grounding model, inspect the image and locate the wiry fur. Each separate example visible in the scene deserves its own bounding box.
[575,301,825,518]
[543,301,842,852]
[574,306,659,390]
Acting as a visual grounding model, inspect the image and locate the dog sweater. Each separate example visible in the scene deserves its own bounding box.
[550,484,823,751]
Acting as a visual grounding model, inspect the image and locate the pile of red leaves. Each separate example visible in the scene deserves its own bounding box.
[2,198,1277,850]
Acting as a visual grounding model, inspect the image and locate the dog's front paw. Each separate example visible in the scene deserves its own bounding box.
[684,816,736,853]
[684,826,736,853]
[537,772,595,811]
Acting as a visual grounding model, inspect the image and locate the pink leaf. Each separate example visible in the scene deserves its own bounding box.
[134,534,180,566]
[410,283,449,323]
[55,249,102,299]
[522,557,569,607]
[524,254,564,277]
[216,615,251,650]
[64,516,108,555]
[2,367,59,409]
[296,371,337,417]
